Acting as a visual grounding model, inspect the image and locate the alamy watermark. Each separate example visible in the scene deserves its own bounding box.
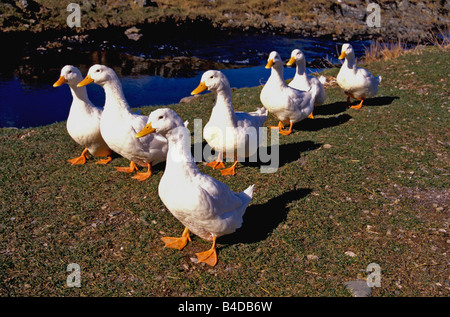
[366,3,381,28]
[66,263,81,288]
[366,263,381,287]
[66,3,81,28]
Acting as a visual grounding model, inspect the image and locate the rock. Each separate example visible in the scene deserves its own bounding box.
[345,279,372,297]
[133,0,158,8]
[306,254,319,261]
[323,144,332,149]
[124,27,143,41]
[345,251,357,257]
[179,95,201,103]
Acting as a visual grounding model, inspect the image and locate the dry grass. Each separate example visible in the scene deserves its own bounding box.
[362,40,409,63]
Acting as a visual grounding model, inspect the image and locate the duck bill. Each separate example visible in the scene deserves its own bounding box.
[191,82,207,95]
[77,75,94,87]
[338,52,347,60]
[136,123,156,138]
[286,56,296,67]
[53,76,67,87]
[265,59,274,69]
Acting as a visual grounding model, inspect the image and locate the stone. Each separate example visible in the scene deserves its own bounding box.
[345,280,372,297]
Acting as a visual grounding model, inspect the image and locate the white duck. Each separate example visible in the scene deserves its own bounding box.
[260,51,316,135]
[191,70,267,176]
[53,65,112,165]
[77,65,168,181]
[136,108,254,266]
[336,43,382,109]
[286,49,326,118]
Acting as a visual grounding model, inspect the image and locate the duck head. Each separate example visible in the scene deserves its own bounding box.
[265,51,283,69]
[339,43,355,60]
[286,49,305,67]
[191,70,230,95]
[53,65,84,87]
[136,108,185,139]
[77,64,118,87]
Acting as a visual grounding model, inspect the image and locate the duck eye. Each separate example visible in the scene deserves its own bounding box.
[96,69,100,72]
[210,75,214,79]
[158,115,164,120]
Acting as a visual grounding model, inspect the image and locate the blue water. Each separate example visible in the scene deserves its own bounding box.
[0,35,371,128]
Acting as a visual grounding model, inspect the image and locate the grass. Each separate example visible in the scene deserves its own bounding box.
[0,45,449,297]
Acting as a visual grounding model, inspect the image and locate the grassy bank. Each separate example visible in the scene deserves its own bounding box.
[1,0,448,41]
[0,45,449,296]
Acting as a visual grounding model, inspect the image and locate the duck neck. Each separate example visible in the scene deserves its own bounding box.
[102,78,130,111]
[210,85,236,126]
[295,59,307,77]
[165,126,197,171]
[269,63,285,86]
[69,85,90,104]
[343,53,356,69]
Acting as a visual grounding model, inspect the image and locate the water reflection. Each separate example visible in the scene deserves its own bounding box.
[0,31,371,128]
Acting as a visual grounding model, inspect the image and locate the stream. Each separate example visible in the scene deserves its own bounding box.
[0,31,372,128]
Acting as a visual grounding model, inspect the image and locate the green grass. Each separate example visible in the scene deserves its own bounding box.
[0,45,449,296]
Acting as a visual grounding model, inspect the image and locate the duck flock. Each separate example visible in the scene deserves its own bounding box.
[53,43,382,266]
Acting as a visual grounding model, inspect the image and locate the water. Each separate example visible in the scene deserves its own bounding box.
[0,33,371,128]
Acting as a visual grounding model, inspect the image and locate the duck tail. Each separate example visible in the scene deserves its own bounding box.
[318,75,326,85]
[377,76,382,84]
[242,184,255,200]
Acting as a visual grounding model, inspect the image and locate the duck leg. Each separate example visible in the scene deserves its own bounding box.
[308,112,315,119]
[161,227,191,250]
[350,99,364,109]
[278,122,294,136]
[196,236,218,266]
[68,148,89,165]
[220,161,238,176]
[96,156,112,165]
[206,152,225,170]
[268,121,284,130]
[115,161,138,173]
[132,162,153,181]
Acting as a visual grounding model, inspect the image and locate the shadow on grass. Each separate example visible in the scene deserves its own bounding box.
[194,140,322,170]
[362,96,399,107]
[313,96,399,116]
[297,113,352,132]
[218,187,312,245]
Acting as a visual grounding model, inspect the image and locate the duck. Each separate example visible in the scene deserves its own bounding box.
[77,64,168,181]
[191,70,267,176]
[53,65,112,165]
[260,51,316,135]
[336,43,382,109]
[286,49,326,119]
[135,108,254,266]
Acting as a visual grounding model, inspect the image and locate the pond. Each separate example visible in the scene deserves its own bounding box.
[0,31,372,129]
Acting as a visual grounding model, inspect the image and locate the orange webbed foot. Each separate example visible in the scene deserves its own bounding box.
[220,161,238,176]
[132,163,152,181]
[206,160,226,170]
[96,156,112,165]
[196,237,218,266]
[350,99,364,109]
[161,228,191,250]
[115,161,138,173]
[68,148,89,165]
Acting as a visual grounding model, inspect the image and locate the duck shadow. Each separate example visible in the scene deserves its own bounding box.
[313,96,399,117]
[361,96,399,107]
[313,101,348,116]
[192,140,321,170]
[296,113,352,132]
[218,187,312,245]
